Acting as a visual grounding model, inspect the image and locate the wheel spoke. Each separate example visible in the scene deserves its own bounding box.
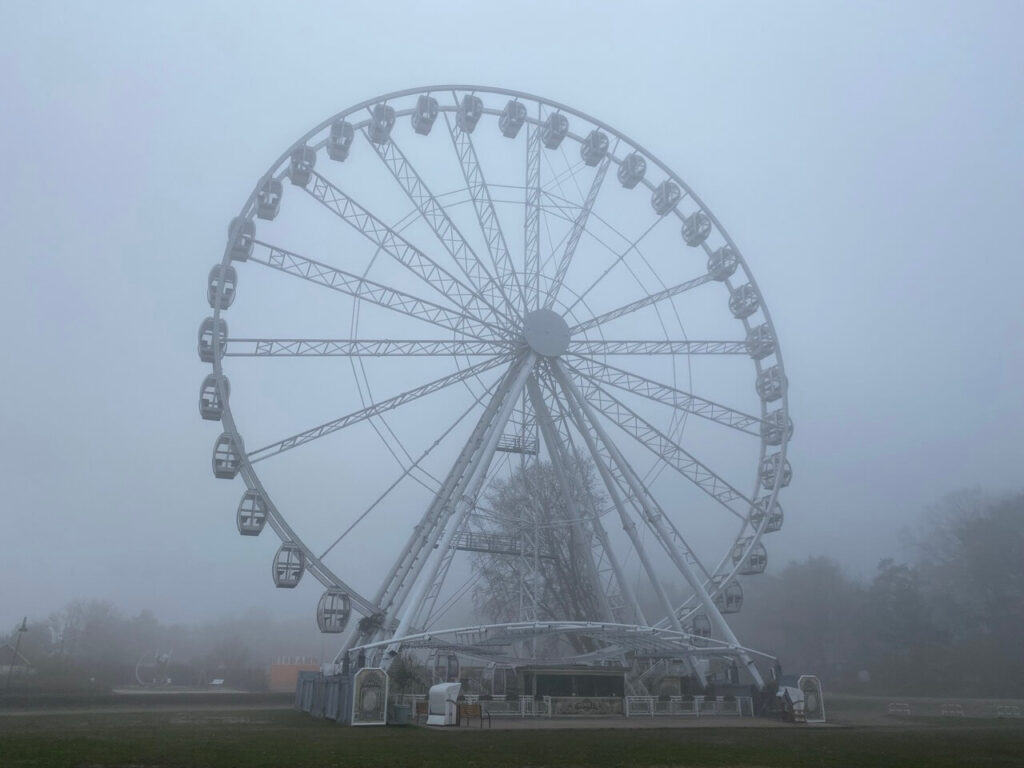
[250,241,501,339]
[523,107,542,312]
[564,367,753,519]
[529,375,638,625]
[571,273,713,334]
[544,154,612,310]
[319,376,500,562]
[365,131,517,325]
[567,340,748,355]
[444,111,525,314]
[225,338,513,357]
[246,354,512,464]
[305,171,508,329]
[564,356,762,435]
[562,216,662,317]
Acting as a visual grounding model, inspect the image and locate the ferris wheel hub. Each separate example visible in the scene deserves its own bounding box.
[522,309,571,357]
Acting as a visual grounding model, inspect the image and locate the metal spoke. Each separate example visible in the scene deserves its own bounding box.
[567,340,748,356]
[366,131,517,324]
[390,354,537,642]
[305,171,508,329]
[566,371,753,519]
[543,155,611,310]
[551,360,765,689]
[562,216,662,317]
[523,106,542,312]
[246,354,512,464]
[250,241,500,339]
[528,375,633,624]
[564,356,762,435]
[225,339,513,357]
[444,111,525,314]
[319,376,500,562]
[352,354,535,649]
[571,273,713,335]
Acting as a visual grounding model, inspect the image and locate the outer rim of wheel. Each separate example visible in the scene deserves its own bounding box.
[206,84,790,632]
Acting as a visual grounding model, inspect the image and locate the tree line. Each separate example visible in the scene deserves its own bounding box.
[724,490,1023,696]
[1,603,326,693]
[472,462,1023,697]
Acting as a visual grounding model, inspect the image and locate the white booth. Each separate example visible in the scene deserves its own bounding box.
[426,682,462,726]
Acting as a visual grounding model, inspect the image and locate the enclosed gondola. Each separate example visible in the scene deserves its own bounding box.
[212,432,242,479]
[237,488,267,536]
[197,317,227,363]
[207,264,237,309]
[317,588,352,633]
[199,374,229,421]
[273,543,305,588]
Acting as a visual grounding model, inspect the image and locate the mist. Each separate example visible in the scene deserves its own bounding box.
[1,0,1021,662]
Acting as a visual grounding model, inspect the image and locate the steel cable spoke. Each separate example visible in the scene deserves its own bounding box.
[246,354,512,464]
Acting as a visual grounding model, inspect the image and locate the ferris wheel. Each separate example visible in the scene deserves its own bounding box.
[199,86,791,688]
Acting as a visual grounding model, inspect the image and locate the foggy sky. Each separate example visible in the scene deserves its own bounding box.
[1,0,1022,632]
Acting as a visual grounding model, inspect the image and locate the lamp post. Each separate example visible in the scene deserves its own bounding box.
[5,617,28,693]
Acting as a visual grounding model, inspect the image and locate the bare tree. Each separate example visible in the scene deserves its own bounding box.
[471,459,608,652]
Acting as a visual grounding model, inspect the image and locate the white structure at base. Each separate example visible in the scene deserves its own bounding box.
[426,682,462,726]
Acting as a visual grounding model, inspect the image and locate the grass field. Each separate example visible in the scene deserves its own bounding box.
[2,700,1023,767]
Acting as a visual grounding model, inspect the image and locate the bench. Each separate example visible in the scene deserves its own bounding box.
[459,702,491,728]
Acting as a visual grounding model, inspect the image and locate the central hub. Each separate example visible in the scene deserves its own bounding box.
[523,309,571,357]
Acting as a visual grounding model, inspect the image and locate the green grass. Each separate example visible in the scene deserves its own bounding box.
[2,708,1023,767]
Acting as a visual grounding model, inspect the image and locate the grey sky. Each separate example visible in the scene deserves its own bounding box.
[1,1,1022,632]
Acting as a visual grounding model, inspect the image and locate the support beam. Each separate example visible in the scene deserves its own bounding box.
[551,360,765,689]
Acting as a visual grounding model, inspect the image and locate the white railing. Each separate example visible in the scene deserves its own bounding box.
[625,695,752,717]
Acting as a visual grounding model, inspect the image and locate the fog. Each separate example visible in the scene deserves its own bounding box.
[1,0,1021,641]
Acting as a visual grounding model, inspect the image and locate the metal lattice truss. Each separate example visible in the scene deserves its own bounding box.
[200,86,791,691]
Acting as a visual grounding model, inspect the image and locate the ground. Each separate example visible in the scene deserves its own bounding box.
[1,693,1022,767]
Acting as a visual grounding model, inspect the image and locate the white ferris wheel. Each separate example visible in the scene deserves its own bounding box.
[199,86,791,689]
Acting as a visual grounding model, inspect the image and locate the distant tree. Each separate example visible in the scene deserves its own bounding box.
[907,490,1024,694]
[729,556,866,685]
[472,459,609,652]
[388,652,429,695]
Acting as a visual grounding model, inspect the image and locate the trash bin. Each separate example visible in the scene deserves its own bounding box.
[392,704,411,725]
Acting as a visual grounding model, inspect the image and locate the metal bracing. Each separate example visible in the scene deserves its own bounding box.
[538,372,631,623]
[358,356,533,642]
[552,360,765,689]
[250,242,499,340]
[305,171,508,329]
[246,354,511,464]
[570,273,713,334]
[390,353,537,647]
[544,154,611,310]
[444,111,525,313]
[527,376,615,623]
[224,339,512,358]
[552,367,682,633]
[529,376,641,626]
[523,104,542,312]
[496,388,539,457]
[567,340,748,356]
[568,372,754,519]
[564,356,763,435]
[365,131,518,324]
[409,357,538,632]
[453,530,554,559]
